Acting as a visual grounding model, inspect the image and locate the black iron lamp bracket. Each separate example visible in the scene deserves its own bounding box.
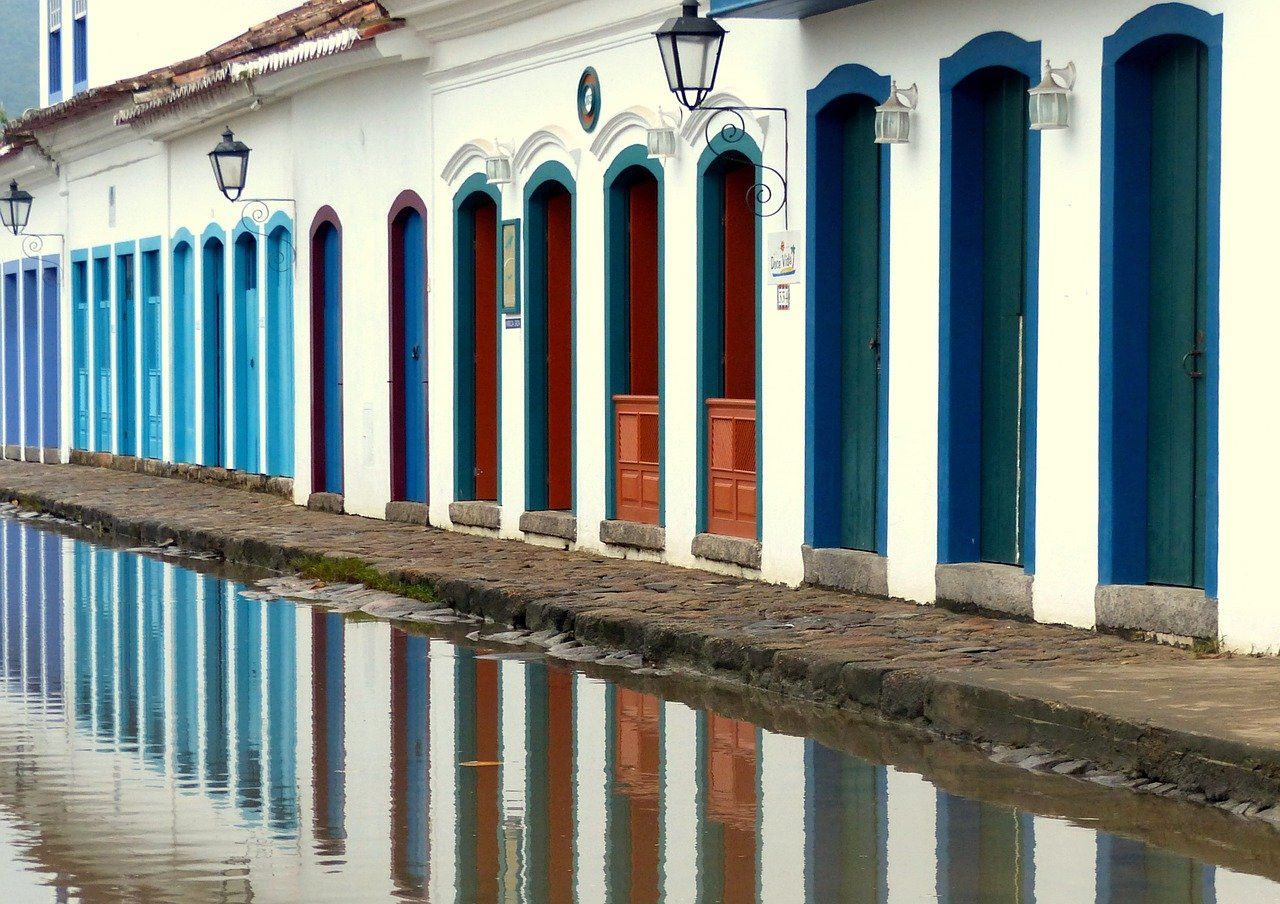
[238,198,297,272]
[698,105,790,227]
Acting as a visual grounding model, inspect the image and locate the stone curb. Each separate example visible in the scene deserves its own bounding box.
[4,477,1280,811]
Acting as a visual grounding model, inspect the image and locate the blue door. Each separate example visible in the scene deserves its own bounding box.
[140,250,162,459]
[233,233,260,473]
[265,227,294,478]
[115,252,137,457]
[202,238,225,467]
[92,254,111,451]
[2,271,18,452]
[311,223,343,495]
[171,241,195,462]
[41,261,60,454]
[397,209,427,502]
[21,266,39,453]
[71,258,88,449]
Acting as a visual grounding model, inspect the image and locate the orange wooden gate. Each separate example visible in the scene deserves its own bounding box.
[615,394,660,524]
[706,398,756,539]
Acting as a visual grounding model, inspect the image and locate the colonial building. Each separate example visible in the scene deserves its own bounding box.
[0,0,1270,650]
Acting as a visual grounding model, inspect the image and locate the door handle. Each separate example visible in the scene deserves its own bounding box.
[412,345,420,361]
[1181,331,1206,380]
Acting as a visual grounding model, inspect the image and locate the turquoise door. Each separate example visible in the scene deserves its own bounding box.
[233,233,260,473]
[839,99,882,552]
[265,227,294,478]
[141,250,162,459]
[397,209,427,502]
[71,259,89,449]
[202,239,225,467]
[115,253,137,457]
[1146,38,1209,588]
[92,255,111,452]
[977,70,1029,567]
[171,242,195,462]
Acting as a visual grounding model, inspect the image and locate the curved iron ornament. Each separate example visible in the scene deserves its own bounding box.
[238,198,296,272]
[18,233,63,258]
[699,105,789,225]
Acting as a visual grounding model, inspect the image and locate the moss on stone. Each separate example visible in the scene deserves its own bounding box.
[291,555,438,605]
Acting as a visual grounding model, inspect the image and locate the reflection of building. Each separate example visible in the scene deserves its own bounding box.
[0,519,1267,900]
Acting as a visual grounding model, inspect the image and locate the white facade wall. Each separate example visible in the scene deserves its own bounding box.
[2,0,1278,648]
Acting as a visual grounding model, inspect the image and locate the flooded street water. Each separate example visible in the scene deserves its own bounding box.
[0,514,1275,902]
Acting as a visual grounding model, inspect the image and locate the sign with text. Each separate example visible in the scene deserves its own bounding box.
[767,230,802,286]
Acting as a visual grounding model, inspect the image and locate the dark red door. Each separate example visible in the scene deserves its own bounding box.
[473,202,499,501]
[544,190,574,511]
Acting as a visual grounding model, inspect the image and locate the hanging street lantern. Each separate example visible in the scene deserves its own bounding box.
[1029,60,1077,131]
[654,1,726,112]
[485,148,513,186]
[209,128,251,201]
[0,181,34,236]
[875,82,919,145]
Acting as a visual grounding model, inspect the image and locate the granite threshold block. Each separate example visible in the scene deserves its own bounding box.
[936,561,1034,619]
[1096,583,1217,640]
[692,532,761,570]
[307,492,345,515]
[599,519,665,552]
[519,510,577,542]
[802,545,889,598]
[449,500,501,530]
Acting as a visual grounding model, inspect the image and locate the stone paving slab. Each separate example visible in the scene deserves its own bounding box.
[2,460,1280,811]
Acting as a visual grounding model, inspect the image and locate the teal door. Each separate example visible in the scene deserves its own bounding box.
[141,251,162,459]
[72,260,89,449]
[233,234,260,474]
[839,99,881,551]
[978,70,1029,567]
[1147,38,1209,589]
[92,256,112,452]
[116,253,137,457]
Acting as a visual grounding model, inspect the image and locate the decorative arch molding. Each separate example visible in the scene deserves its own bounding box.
[170,227,195,252]
[309,205,343,240]
[514,125,581,179]
[201,221,227,248]
[441,138,499,186]
[589,105,661,161]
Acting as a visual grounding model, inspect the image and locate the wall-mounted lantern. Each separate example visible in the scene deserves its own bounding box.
[0,181,34,236]
[209,128,251,201]
[875,82,919,145]
[1029,61,1076,131]
[647,109,682,160]
[485,143,514,186]
[654,1,726,112]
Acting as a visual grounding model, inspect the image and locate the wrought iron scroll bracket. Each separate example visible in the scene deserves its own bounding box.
[698,105,789,227]
[238,198,297,272]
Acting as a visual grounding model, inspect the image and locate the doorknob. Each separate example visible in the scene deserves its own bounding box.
[412,345,420,360]
[1181,330,1206,380]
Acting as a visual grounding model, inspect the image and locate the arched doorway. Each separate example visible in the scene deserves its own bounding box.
[310,209,344,496]
[1102,8,1220,594]
[233,229,260,474]
[170,235,196,462]
[808,70,890,556]
[201,230,226,467]
[699,146,759,541]
[389,191,429,504]
[265,221,295,478]
[453,181,500,503]
[524,165,575,514]
[605,151,662,526]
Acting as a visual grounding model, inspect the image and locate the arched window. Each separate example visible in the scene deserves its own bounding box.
[310,208,344,496]
[388,191,429,504]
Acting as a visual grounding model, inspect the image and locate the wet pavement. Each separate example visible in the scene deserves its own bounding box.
[0,513,1276,901]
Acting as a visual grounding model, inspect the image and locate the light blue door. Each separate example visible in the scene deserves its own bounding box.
[21,267,38,451]
[2,272,18,450]
[141,251,162,459]
[265,227,294,478]
[171,242,195,462]
[201,239,225,467]
[116,253,137,457]
[71,259,88,449]
[92,255,111,451]
[41,262,60,452]
[233,233,260,473]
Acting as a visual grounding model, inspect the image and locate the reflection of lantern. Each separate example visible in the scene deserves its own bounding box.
[1029,60,1076,131]
[654,1,727,112]
[208,128,251,201]
[874,82,919,145]
[0,181,34,236]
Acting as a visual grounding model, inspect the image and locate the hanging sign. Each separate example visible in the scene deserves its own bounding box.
[577,68,602,133]
[766,230,802,286]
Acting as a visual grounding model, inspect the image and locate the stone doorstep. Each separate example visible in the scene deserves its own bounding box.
[3,446,19,461]
[22,446,39,463]
[385,500,430,526]
[519,510,577,542]
[1096,584,1217,640]
[449,500,501,530]
[802,545,889,598]
[41,448,61,465]
[307,492,345,515]
[599,518,665,552]
[692,532,762,570]
[936,561,1034,619]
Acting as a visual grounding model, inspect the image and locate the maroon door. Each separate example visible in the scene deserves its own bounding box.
[544,189,574,511]
[473,201,499,501]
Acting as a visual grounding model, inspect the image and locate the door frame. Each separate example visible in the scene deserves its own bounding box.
[387,189,430,503]
[1099,4,1222,594]
[805,63,892,555]
[937,31,1042,570]
[231,222,261,474]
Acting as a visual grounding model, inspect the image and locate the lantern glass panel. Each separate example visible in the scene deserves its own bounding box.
[486,156,511,185]
[875,108,910,145]
[212,152,247,195]
[647,127,677,159]
[0,183,33,235]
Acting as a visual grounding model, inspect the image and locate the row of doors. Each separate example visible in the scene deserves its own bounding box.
[0,260,60,454]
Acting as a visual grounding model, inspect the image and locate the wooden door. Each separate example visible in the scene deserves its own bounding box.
[1147,38,1209,588]
[92,257,111,452]
[395,210,428,503]
[40,263,60,452]
[22,268,39,451]
[977,70,1029,567]
[233,235,260,474]
[72,261,89,450]
[840,99,882,552]
[116,254,137,457]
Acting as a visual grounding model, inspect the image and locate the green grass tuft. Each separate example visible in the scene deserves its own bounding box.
[290,555,438,605]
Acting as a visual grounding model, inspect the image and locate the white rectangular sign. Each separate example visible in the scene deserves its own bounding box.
[767,230,802,286]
